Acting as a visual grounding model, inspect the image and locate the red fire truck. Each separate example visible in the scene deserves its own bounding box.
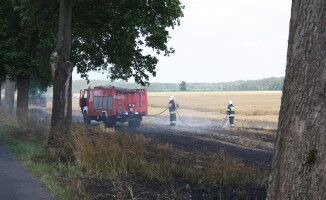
[79,85,148,127]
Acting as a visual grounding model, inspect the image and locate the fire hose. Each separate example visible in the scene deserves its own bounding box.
[176,108,194,128]
[146,106,228,129]
[145,105,193,127]
[177,110,230,129]
[146,107,169,116]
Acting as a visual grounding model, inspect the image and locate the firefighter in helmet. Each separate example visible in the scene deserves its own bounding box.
[227,100,235,127]
[168,96,178,126]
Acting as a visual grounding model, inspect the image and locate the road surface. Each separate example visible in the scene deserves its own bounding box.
[0,141,56,200]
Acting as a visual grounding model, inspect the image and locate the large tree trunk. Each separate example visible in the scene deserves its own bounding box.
[15,31,38,123]
[0,82,2,106]
[267,1,326,199]
[4,76,15,116]
[16,76,30,123]
[48,0,74,148]
[67,76,72,125]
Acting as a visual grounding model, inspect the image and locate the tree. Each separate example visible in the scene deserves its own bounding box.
[267,1,326,199]
[179,81,187,91]
[1,0,30,119]
[4,76,15,116]
[0,57,6,107]
[0,1,19,116]
[72,0,184,86]
[0,0,55,122]
[48,0,184,147]
[48,0,74,146]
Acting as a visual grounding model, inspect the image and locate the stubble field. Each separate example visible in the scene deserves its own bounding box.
[146,91,281,127]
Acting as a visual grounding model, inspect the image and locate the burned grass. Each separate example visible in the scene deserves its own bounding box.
[120,122,275,166]
[71,123,270,199]
[81,174,268,200]
[0,109,271,199]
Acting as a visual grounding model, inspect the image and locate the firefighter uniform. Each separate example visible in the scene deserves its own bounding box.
[168,96,177,126]
[227,101,235,127]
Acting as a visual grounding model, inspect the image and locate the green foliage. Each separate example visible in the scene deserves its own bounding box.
[0,0,29,78]
[306,149,317,167]
[0,63,5,82]
[0,0,55,88]
[211,77,284,91]
[71,0,184,86]
[66,77,284,93]
[12,0,59,33]
[2,0,184,88]
[179,81,187,91]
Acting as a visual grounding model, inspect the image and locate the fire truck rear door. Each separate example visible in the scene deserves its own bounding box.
[117,94,123,113]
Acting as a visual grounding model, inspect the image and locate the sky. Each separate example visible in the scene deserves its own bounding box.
[72,0,292,83]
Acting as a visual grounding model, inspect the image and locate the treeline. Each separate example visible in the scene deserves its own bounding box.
[62,77,284,93]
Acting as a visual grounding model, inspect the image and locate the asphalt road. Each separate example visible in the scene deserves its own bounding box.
[0,141,56,200]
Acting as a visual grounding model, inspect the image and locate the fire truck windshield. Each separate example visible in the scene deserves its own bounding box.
[83,90,91,99]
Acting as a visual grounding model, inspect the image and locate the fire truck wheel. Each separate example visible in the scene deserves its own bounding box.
[128,121,141,127]
[83,111,91,124]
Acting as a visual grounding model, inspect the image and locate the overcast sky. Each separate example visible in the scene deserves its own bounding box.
[73,0,292,83]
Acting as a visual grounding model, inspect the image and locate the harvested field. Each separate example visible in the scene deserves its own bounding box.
[147,91,281,124]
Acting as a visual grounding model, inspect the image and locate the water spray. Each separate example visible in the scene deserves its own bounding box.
[221,115,229,129]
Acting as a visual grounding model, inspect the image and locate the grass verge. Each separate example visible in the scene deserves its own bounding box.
[0,112,86,200]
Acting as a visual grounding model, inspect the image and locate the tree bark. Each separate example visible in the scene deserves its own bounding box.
[4,76,15,116]
[267,1,326,199]
[0,82,2,106]
[15,31,38,123]
[16,76,30,123]
[48,0,74,147]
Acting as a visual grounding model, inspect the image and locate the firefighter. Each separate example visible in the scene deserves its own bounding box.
[227,100,235,127]
[168,96,178,126]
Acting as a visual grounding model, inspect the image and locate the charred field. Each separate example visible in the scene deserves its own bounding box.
[79,114,276,200]
[120,116,275,166]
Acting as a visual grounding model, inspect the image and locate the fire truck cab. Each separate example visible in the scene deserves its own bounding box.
[79,85,147,127]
